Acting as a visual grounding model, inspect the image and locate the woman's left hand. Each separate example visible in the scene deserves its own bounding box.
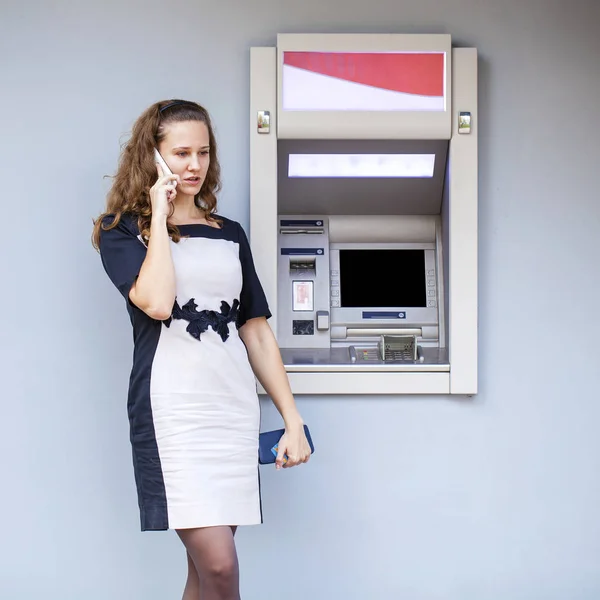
[275,422,312,470]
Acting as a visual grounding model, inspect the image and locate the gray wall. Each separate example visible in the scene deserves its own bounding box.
[2,0,599,598]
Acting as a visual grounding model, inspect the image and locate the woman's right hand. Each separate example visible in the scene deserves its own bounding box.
[150,163,179,219]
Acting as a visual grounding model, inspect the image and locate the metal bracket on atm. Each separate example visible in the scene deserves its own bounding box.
[257,110,270,134]
[316,310,330,331]
[347,334,424,365]
[458,111,471,134]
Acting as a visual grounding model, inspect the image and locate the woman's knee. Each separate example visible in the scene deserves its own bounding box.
[204,552,238,583]
[177,526,239,593]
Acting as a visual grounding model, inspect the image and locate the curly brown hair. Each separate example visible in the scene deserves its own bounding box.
[91,99,222,249]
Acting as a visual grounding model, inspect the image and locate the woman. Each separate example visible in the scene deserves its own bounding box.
[92,99,311,600]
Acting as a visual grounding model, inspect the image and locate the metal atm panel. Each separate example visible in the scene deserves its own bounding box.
[250,39,478,394]
[277,217,330,348]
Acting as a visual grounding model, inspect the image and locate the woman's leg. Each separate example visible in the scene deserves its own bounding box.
[182,551,201,600]
[177,526,241,600]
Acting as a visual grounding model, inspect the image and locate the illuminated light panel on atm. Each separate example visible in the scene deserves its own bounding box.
[288,154,435,178]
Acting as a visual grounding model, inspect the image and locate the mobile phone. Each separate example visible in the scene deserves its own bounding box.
[154,149,177,185]
[154,149,178,201]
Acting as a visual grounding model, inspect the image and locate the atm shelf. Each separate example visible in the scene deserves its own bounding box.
[279,347,449,373]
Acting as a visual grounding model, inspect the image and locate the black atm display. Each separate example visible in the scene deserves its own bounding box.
[339,249,427,308]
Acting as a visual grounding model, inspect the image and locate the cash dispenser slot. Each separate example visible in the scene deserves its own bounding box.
[280,227,325,235]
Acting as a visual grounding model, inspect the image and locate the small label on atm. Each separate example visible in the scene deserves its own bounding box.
[281,248,324,256]
[363,311,407,319]
[280,219,324,227]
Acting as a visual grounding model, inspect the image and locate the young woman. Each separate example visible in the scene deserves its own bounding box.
[92,99,312,600]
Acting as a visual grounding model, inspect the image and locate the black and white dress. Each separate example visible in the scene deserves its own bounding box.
[99,214,271,531]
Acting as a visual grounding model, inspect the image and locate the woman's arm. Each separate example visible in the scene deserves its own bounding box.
[129,167,179,320]
[239,317,312,469]
[129,214,176,320]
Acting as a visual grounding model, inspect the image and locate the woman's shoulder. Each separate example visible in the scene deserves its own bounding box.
[212,214,245,238]
[213,214,237,227]
[100,212,141,235]
[97,213,144,253]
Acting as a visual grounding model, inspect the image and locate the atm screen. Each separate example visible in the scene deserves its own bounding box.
[339,249,427,308]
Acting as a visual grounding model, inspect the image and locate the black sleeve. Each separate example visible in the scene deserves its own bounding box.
[236,221,272,328]
[98,216,147,300]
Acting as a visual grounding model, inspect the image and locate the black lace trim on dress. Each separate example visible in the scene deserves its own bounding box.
[163,298,240,342]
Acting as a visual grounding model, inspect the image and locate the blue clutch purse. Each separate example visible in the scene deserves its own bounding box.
[258,424,315,465]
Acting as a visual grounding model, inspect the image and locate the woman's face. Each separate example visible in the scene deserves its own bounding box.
[157,120,211,198]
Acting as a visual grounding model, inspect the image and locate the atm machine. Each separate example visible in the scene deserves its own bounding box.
[249,34,478,395]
